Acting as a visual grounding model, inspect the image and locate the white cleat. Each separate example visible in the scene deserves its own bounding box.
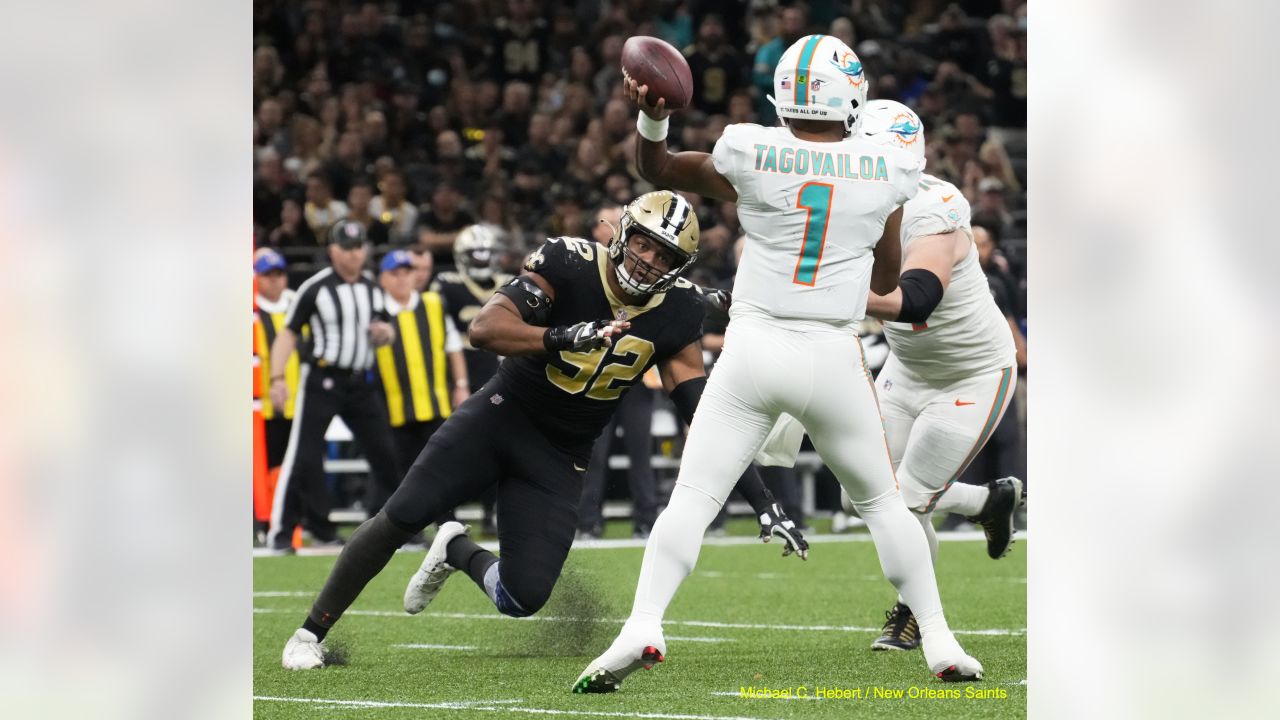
[923,635,983,682]
[403,521,469,614]
[281,628,325,670]
[572,621,667,693]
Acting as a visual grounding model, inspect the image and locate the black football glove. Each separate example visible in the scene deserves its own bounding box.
[544,320,616,353]
[759,502,809,560]
[696,286,732,316]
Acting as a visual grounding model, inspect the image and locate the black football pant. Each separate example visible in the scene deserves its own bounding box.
[268,365,402,547]
[383,380,590,614]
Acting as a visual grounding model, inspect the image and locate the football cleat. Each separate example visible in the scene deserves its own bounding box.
[967,477,1024,559]
[281,628,325,670]
[573,622,667,693]
[923,635,983,682]
[871,602,920,651]
[403,521,469,614]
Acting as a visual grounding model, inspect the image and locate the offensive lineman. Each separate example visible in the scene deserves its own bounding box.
[859,100,1022,649]
[576,35,982,691]
[281,191,806,669]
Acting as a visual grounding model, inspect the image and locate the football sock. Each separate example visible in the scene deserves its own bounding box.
[630,482,723,622]
[305,511,413,640]
[446,534,498,595]
[932,483,989,517]
[897,511,939,605]
[851,488,954,645]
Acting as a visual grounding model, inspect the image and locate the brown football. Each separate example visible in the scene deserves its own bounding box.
[621,36,693,110]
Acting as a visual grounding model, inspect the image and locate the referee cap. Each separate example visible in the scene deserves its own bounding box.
[253,248,287,274]
[328,220,369,247]
[379,249,414,272]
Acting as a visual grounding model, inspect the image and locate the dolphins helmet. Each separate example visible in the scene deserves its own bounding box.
[608,191,700,296]
[860,99,926,163]
[453,224,502,281]
[769,34,869,133]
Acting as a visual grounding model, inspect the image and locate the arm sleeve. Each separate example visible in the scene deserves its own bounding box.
[371,285,392,322]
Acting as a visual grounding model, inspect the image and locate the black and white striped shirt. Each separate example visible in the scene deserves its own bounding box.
[285,267,390,371]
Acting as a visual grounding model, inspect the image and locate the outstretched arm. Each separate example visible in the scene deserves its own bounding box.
[625,75,737,203]
[469,273,630,356]
[870,206,904,295]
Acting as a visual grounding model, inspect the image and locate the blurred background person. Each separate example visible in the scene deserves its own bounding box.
[265,221,401,552]
[253,248,302,545]
[375,249,470,526]
[370,170,419,245]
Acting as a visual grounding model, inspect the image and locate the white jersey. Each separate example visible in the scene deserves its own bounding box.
[881,175,1015,379]
[713,124,922,327]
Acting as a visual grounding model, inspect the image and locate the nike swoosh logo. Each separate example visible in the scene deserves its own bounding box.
[573,464,587,472]
[954,400,975,406]
[941,194,955,202]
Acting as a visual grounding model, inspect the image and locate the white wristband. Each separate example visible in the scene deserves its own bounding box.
[636,112,669,142]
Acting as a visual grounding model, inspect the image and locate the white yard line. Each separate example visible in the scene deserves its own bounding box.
[393,643,479,651]
[252,607,1025,636]
[253,591,313,597]
[254,695,773,720]
[665,636,735,643]
[252,530,1014,557]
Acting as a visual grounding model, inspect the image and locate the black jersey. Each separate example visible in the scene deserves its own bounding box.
[496,237,705,446]
[431,270,514,391]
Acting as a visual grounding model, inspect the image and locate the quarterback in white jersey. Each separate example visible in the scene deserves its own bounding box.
[576,35,983,692]
[760,101,1023,653]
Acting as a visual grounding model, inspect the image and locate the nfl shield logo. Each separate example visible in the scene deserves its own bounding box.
[780,77,792,90]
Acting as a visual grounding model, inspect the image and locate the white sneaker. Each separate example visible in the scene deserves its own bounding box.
[403,521,469,614]
[923,634,983,682]
[281,628,325,670]
[572,619,666,693]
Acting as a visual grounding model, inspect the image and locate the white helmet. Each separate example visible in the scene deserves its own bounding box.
[453,224,502,281]
[860,99,926,162]
[769,34,869,133]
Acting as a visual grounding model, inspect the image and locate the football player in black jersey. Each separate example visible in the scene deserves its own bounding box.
[282,190,808,670]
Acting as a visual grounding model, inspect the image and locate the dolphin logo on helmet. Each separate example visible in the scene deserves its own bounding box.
[767,35,870,134]
[860,99,927,163]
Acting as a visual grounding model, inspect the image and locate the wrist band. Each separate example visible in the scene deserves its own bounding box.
[636,112,669,142]
[454,380,469,389]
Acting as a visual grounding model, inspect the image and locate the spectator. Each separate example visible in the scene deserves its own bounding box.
[418,181,476,270]
[324,130,368,201]
[370,170,419,245]
[345,178,390,246]
[490,0,550,84]
[752,4,808,124]
[303,173,348,241]
[683,14,745,116]
[253,147,299,233]
[265,197,317,250]
[288,115,327,180]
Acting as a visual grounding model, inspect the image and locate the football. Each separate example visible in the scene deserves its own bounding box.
[621,36,693,110]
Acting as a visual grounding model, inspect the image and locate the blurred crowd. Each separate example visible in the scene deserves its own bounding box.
[253,0,1028,530]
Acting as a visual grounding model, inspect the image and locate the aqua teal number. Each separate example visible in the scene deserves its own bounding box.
[792,183,834,286]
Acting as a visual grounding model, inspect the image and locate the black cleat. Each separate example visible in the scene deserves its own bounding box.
[870,602,920,651]
[968,477,1024,559]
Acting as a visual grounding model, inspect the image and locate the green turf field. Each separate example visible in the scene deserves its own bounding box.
[254,528,1026,719]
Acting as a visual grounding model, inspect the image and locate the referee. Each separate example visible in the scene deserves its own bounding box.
[266,220,403,552]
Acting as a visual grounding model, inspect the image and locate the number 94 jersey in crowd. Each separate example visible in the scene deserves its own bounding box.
[495,236,705,445]
[712,123,921,326]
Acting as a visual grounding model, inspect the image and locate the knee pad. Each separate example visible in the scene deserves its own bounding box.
[846,487,906,517]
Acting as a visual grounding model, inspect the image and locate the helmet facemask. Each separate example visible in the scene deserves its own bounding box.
[607,191,700,297]
[453,224,501,282]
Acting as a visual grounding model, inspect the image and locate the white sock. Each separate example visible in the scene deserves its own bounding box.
[629,483,723,623]
[933,482,989,517]
[852,489,953,644]
[896,511,938,605]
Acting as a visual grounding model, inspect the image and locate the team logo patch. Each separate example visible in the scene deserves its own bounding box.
[883,379,893,391]
[524,248,545,270]
[888,113,921,147]
[830,50,864,87]
[490,393,504,405]
[947,209,960,221]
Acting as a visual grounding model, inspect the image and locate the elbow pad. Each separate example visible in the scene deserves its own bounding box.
[495,276,553,326]
[895,269,944,324]
[668,376,707,427]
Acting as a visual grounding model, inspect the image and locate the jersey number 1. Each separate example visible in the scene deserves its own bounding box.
[792,182,833,286]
